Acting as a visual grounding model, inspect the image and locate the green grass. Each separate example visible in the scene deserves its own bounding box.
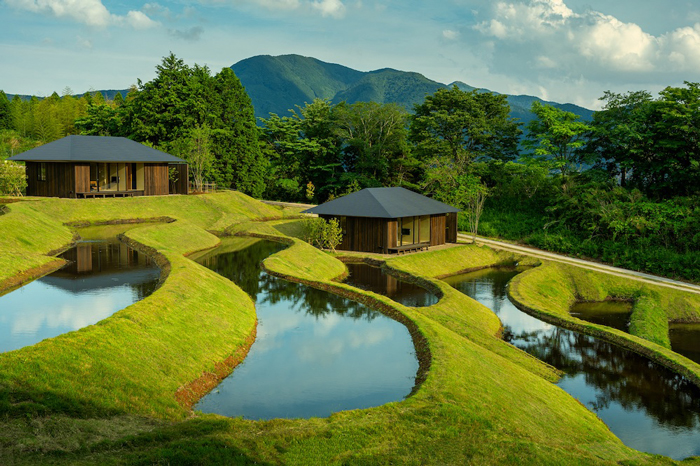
[509,260,700,386]
[0,193,695,464]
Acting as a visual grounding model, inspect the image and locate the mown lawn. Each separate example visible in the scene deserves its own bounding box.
[0,194,696,465]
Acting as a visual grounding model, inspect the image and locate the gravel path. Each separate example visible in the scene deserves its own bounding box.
[458,233,700,295]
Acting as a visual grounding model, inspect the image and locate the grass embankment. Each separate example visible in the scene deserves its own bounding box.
[0,200,684,464]
[509,261,700,387]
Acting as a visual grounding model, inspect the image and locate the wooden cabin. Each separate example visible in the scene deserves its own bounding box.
[8,135,188,198]
[304,187,459,254]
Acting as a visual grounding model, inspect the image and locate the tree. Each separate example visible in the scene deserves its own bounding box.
[184,124,213,192]
[124,54,265,197]
[0,91,11,130]
[260,99,343,202]
[0,161,27,196]
[586,90,654,188]
[524,101,590,179]
[587,83,700,199]
[410,86,520,199]
[334,101,415,188]
[75,103,122,136]
[461,175,489,242]
[410,86,520,168]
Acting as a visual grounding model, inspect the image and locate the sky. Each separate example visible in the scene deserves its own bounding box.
[2,0,700,109]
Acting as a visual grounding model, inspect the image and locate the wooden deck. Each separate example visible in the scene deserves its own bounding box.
[387,242,430,254]
[77,191,143,199]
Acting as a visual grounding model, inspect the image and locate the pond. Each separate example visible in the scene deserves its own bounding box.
[0,227,160,354]
[443,267,700,460]
[670,322,700,365]
[569,300,633,332]
[193,238,419,420]
[342,262,438,307]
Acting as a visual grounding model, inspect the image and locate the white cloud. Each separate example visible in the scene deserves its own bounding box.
[5,0,158,29]
[123,10,159,29]
[442,29,460,40]
[311,0,345,18]
[471,0,700,82]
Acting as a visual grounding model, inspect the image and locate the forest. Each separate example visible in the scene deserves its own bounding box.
[1,54,698,281]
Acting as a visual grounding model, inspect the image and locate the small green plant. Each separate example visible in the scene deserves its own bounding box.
[305,181,315,201]
[301,217,343,252]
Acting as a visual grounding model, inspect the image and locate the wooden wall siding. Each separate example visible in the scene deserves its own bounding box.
[430,214,446,246]
[25,163,38,196]
[386,220,398,251]
[144,164,169,196]
[446,212,458,243]
[26,162,78,198]
[321,215,390,253]
[169,164,189,195]
[74,164,90,194]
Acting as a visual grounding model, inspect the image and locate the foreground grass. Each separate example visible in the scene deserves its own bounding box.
[0,196,693,464]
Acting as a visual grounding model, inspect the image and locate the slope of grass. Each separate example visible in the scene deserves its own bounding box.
[0,194,691,465]
[509,260,700,386]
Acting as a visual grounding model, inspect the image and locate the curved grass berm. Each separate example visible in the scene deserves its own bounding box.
[0,193,696,464]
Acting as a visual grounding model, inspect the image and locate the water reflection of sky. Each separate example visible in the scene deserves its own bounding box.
[0,241,159,353]
[445,267,700,461]
[195,239,419,420]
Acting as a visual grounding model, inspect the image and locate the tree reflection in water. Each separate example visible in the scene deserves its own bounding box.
[446,267,700,460]
[193,238,418,420]
[197,240,377,321]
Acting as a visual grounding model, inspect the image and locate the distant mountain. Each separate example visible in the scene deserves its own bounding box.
[231,54,594,124]
[7,54,593,127]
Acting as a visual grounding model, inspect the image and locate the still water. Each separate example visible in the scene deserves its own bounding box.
[343,263,438,307]
[670,323,700,365]
[569,300,633,332]
[0,236,159,353]
[194,238,418,420]
[444,267,700,460]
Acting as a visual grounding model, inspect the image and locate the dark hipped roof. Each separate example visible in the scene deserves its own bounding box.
[7,135,185,163]
[303,187,459,218]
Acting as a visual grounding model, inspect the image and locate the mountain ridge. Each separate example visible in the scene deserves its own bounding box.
[230,54,594,124]
[6,54,594,125]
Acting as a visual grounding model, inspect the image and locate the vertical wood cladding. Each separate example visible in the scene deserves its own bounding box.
[25,161,182,197]
[446,212,458,243]
[321,215,391,253]
[320,215,451,253]
[144,164,169,196]
[74,164,90,194]
[169,163,189,194]
[386,220,397,251]
[26,162,77,198]
[430,214,446,246]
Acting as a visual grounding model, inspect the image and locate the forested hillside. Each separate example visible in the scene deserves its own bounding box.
[231,54,593,123]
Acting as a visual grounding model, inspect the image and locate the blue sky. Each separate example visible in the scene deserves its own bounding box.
[2,0,700,109]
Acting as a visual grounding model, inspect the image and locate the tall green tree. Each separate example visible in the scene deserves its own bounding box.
[410,86,521,168]
[524,101,590,179]
[587,82,700,198]
[410,86,520,198]
[587,90,654,187]
[122,53,265,196]
[260,99,343,202]
[0,91,11,130]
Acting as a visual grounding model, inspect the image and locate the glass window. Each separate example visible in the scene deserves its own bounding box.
[400,217,415,245]
[419,216,431,243]
[38,162,46,181]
